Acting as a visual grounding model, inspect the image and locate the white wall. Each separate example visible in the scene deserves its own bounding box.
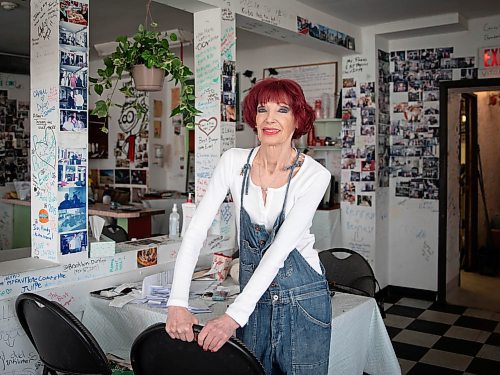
[385,14,500,291]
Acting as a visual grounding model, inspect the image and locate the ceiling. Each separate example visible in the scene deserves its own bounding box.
[296,0,500,27]
[2,0,500,58]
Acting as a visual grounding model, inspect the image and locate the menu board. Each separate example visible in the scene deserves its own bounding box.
[263,62,338,107]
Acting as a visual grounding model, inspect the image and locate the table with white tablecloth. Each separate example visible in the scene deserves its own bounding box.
[82,292,400,375]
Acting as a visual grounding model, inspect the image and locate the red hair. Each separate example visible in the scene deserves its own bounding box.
[243,78,315,139]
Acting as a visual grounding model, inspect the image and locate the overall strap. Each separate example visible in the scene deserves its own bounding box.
[280,148,301,216]
[240,147,256,206]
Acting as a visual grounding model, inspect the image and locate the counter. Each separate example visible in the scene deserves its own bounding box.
[0,233,235,374]
[1,198,166,240]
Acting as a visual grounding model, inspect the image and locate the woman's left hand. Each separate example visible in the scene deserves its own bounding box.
[197,314,240,352]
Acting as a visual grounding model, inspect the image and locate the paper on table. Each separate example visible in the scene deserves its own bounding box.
[190,280,218,296]
[114,282,141,294]
[141,271,173,298]
[109,292,141,308]
[89,215,106,241]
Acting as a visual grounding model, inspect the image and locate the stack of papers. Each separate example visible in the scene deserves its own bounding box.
[128,274,216,313]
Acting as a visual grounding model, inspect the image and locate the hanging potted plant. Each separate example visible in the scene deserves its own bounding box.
[90,23,199,128]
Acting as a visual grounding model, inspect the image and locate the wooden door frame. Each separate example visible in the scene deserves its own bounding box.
[438,78,500,303]
[461,93,479,271]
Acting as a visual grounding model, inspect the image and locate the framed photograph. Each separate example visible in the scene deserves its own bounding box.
[60,230,88,255]
[263,62,338,111]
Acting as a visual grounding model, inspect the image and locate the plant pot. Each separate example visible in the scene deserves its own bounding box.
[132,64,165,91]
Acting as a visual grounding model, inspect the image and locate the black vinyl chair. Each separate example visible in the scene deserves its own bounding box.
[101,222,129,242]
[15,293,112,375]
[131,323,266,375]
[319,248,385,317]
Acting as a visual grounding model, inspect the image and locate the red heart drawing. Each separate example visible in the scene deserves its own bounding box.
[198,117,218,136]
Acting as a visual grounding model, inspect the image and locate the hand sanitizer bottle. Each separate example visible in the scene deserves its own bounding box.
[169,203,180,239]
[181,193,196,237]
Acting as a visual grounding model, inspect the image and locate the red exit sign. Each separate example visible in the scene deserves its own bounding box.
[479,47,500,78]
[483,48,499,67]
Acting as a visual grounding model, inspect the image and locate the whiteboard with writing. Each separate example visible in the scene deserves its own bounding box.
[263,62,338,105]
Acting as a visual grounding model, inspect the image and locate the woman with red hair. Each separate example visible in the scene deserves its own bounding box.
[167,78,332,374]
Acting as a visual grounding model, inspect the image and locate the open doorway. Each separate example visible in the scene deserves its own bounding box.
[439,78,500,312]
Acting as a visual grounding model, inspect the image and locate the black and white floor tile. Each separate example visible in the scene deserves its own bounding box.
[384,296,500,374]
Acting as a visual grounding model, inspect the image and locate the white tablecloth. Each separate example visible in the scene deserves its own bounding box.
[82,292,400,375]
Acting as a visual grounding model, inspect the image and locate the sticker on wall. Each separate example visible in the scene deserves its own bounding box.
[38,209,49,224]
[137,247,158,268]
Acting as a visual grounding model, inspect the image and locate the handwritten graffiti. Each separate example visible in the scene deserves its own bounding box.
[198,117,218,137]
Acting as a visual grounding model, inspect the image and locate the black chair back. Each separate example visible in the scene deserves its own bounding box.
[319,248,377,297]
[15,293,112,375]
[319,247,385,317]
[131,323,266,375]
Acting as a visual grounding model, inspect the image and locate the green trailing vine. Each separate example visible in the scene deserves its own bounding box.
[89,24,200,128]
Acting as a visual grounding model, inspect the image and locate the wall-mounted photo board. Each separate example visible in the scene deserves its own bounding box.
[263,62,338,108]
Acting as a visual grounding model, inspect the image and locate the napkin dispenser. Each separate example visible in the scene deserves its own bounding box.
[89,235,115,258]
[89,215,115,257]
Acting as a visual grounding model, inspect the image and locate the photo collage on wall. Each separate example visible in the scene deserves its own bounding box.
[221,60,236,122]
[59,0,88,133]
[297,16,355,51]
[91,168,146,203]
[388,47,476,200]
[114,81,149,171]
[340,78,376,207]
[377,50,390,187]
[59,0,89,255]
[97,80,150,202]
[0,90,30,185]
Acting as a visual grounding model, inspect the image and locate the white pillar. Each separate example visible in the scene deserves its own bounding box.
[31,0,89,261]
[193,6,236,203]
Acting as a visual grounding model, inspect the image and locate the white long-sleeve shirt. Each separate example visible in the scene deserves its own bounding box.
[167,147,331,327]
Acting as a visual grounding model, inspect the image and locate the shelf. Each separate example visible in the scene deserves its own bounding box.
[314,118,342,123]
[308,146,341,151]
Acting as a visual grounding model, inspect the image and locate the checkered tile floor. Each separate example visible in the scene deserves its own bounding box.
[384,295,500,374]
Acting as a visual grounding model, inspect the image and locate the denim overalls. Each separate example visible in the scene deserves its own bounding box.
[236,148,332,375]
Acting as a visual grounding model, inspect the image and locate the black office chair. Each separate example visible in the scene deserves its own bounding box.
[15,293,112,375]
[130,323,266,375]
[319,248,385,317]
[101,220,129,243]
